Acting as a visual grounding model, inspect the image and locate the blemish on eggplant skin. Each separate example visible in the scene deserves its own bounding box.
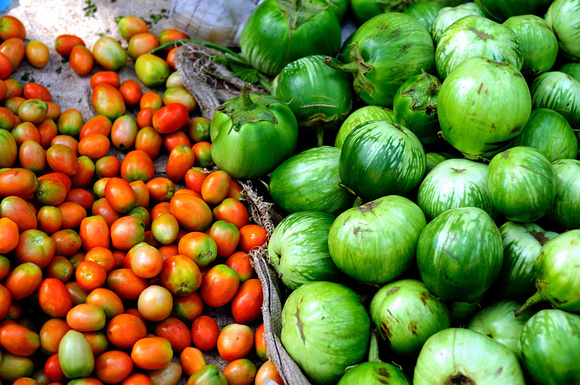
[386,286,400,296]
[353,226,361,235]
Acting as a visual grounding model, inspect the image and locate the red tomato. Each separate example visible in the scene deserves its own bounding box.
[135,126,163,159]
[1,195,37,231]
[172,291,204,324]
[200,264,239,308]
[119,79,142,107]
[191,315,219,352]
[105,268,148,301]
[208,220,240,258]
[255,360,284,385]
[231,278,263,324]
[217,323,254,362]
[111,115,138,151]
[153,316,191,352]
[0,283,12,320]
[184,167,211,195]
[152,103,189,134]
[46,144,78,177]
[44,352,66,382]
[0,167,38,198]
[55,34,86,56]
[131,336,173,370]
[59,201,87,230]
[91,197,121,228]
[51,229,82,257]
[105,177,136,214]
[85,287,124,320]
[170,193,212,232]
[79,215,110,252]
[0,322,40,356]
[14,228,56,269]
[0,217,19,254]
[212,198,250,229]
[225,251,255,283]
[38,278,73,318]
[85,246,116,273]
[69,44,94,75]
[166,144,195,182]
[120,149,155,183]
[255,324,268,362]
[106,313,147,350]
[90,71,120,89]
[78,133,110,160]
[163,130,191,153]
[39,318,70,354]
[94,350,134,384]
[80,114,112,140]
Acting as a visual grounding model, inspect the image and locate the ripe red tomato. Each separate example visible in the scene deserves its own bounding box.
[152,102,189,134]
[38,278,73,318]
[153,316,191,352]
[131,336,173,370]
[106,313,147,350]
[191,315,219,352]
[200,264,240,308]
[231,279,263,324]
[208,220,240,258]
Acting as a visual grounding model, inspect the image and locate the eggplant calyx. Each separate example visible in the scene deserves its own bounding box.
[218,84,280,132]
[368,329,383,363]
[278,0,330,30]
[324,46,375,98]
[514,290,544,317]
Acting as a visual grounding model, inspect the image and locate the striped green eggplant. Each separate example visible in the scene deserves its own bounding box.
[530,71,580,127]
[334,105,395,149]
[548,159,580,231]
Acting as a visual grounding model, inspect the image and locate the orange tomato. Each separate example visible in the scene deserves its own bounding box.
[120,149,155,183]
[139,91,162,111]
[177,231,217,269]
[85,246,116,273]
[66,303,107,332]
[180,347,207,377]
[122,373,154,385]
[0,37,26,69]
[106,312,147,350]
[170,193,212,232]
[0,15,26,40]
[0,51,12,79]
[217,323,254,362]
[110,216,145,251]
[255,360,284,385]
[128,242,163,279]
[58,201,87,229]
[191,315,219,352]
[159,254,202,296]
[94,350,133,384]
[119,79,142,107]
[51,229,82,257]
[239,224,268,252]
[46,144,78,176]
[255,324,268,361]
[166,144,195,182]
[96,155,121,179]
[0,323,40,356]
[111,114,138,151]
[146,177,175,202]
[86,287,124,320]
[212,198,250,229]
[90,71,120,89]
[78,133,110,160]
[131,336,173,370]
[172,291,204,324]
[163,129,191,153]
[0,167,38,198]
[91,84,126,121]
[106,268,148,301]
[223,359,257,385]
[38,278,73,318]
[69,44,94,75]
[25,40,49,68]
[79,215,110,252]
[1,196,37,231]
[91,197,121,228]
[208,220,240,258]
[105,177,136,214]
[0,217,19,254]
[55,34,86,56]
[40,318,70,354]
[184,167,211,195]
[14,228,56,268]
[80,114,112,140]
[118,15,149,40]
[127,32,159,60]
[19,139,47,174]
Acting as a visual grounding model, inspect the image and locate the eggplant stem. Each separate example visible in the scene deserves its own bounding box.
[514,290,544,317]
[316,127,324,147]
[241,83,255,110]
[368,329,383,363]
[324,56,359,74]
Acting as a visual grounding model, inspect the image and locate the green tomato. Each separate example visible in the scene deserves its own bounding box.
[210,85,298,179]
[135,53,170,87]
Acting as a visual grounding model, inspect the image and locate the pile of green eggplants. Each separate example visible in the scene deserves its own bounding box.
[206,0,580,384]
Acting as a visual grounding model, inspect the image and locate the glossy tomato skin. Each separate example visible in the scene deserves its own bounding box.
[110,216,145,251]
[79,215,110,252]
[1,195,37,231]
[0,322,40,356]
[255,360,284,385]
[14,228,56,268]
[255,324,268,361]
[231,278,263,324]
[105,268,148,301]
[160,254,202,296]
[172,291,204,324]
[212,198,250,229]
[180,346,207,377]
[217,323,254,362]
[209,220,240,258]
[201,170,231,205]
[106,313,147,350]
[223,358,257,385]
[153,316,191,352]
[152,103,189,134]
[191,315,219,352]
[0,167,38,198]
[170,193,213,232]
[131,336,173,370]
[91,84,126,121]
[38,278,73,317]
[200,264,240,308]
[178,231,217,269]
[94,350,134,384]
[66,303,107,332]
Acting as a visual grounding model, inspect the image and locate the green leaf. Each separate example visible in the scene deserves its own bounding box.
[230,64,260,84]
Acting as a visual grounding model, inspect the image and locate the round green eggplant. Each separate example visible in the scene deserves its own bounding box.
[475,0,552,22]
[545,0,580,61]
[328,195,426,285]
[334,105,395,149]
[393,71,441,144]
[414,328,526,384]
[436,15,523,80]
[503,15,558,76]
[548,159,580,230]
[339,120,426,201]
[370,279,450,356]
[268,211,341,290]
[558,61,580,82]
[438,56,531,160]
[351,0,463,25]
[530,71,580,128]
[210,85,298,179]
[498,221,558,300]
[467,299,534,356]
[404,1,444,33]
[281,281,371,385]
[334,12,435,107]
[519,309,580,385]
[487,146,555,223]
[425,151,454,173]
[417,158,495,221]
[431,2,486,45]
[240,0,341,76]
[269,146,355,215]
[417,207,503,302]
[514,108,578,162]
